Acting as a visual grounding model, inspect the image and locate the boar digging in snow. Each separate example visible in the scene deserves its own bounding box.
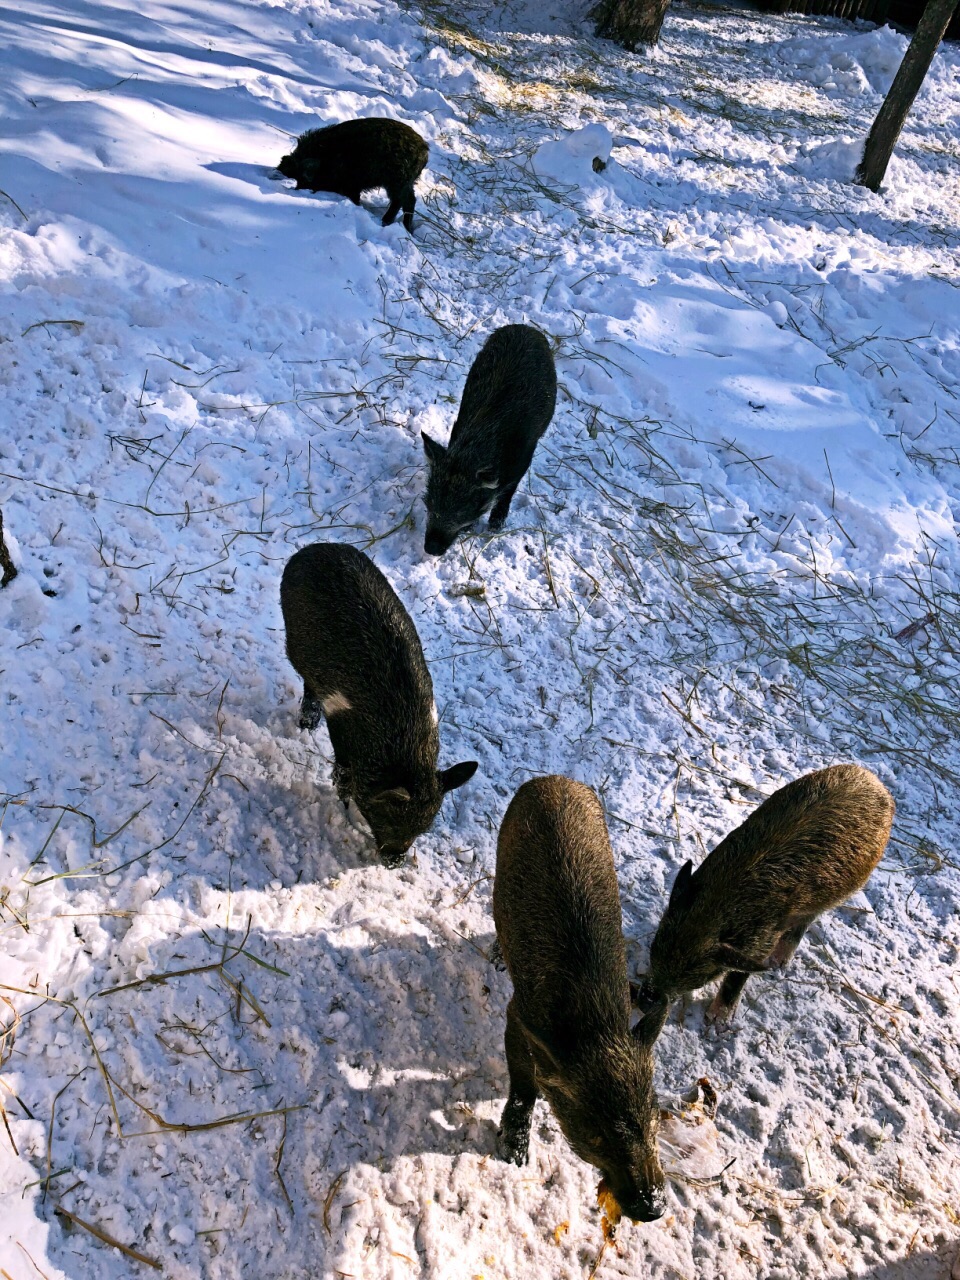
[422,324,557,556]
[494,775,667,1224]
[277,118,428,233]
[280,543,477,867]
[636,764,895,1025]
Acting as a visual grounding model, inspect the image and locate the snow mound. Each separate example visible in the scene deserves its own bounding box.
[532,123,613,188]
[793,135,863,179]
[776,23,908,96]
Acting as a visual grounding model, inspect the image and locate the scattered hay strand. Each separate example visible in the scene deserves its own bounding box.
[274,1109,294,1212]
[0,188,27,220]
[21,319,85,337]
[53,1203,162,1270]
[323,1172,346,1234]
[1,981,303,1141]
[16,1240,53,1280]
[122,1101,305,1140]
[0,994,22,1155]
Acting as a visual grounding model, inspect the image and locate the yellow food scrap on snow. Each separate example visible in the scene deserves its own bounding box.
[597,1179,622,1241]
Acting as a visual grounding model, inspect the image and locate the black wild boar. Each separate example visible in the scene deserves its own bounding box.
[421,324,557,557]
[636,764,895,1024]
[494,775,667,1224]
[277,118,428,233]
[0,507,17,587]
[280,543,477,867]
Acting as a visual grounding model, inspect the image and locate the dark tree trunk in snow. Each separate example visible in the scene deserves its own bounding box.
[856,0,960,191]
[590,0,672,48]
[0,508,17,587]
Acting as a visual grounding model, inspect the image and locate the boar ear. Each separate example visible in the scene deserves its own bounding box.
[714,944,768,974]
[422,432,446,466]
[668,860,695,911]
[476,467,499,489]
[631,998,669,1047]
[371,786,412,805]
[439,760,479,793]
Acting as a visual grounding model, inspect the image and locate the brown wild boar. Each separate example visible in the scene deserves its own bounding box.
[635,764,894,1025]
[494,775,667,1223]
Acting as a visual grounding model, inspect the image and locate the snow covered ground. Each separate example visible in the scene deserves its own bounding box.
[1,0,959,1275]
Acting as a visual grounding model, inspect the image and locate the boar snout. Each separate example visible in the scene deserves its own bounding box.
[630,978,666,1013]
[599,1158,667,1224]
[621,1183,667,1223]
[424,527,454,557]
[378,842,412,869]
[603,1154,667,1224]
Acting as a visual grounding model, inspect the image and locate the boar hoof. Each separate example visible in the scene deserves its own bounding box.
[488,940,507,971]
[379,850,407,870]
[298,694,323,731]
[496,1125,529,1166]
[703,996,737,1030]
[497,1096,533,1164]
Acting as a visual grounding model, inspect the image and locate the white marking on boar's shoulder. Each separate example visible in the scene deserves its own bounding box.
[322,692,353,716]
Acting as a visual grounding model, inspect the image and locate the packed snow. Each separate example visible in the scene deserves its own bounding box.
[1,0,959,1276]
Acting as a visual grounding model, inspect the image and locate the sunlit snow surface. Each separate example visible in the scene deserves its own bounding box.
[1,0,959,1276]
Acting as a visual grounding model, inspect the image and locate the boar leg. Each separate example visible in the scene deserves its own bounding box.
[488,483,520,531]
[402,187,417,234]
[331,761,353,810]
[299,685,323,731]
[383,187,416,232]
[704,970,751,1025]
[768,916,816,969]
[497,999,539,1165]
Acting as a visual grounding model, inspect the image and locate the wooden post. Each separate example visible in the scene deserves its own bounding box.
[856,0,960,191]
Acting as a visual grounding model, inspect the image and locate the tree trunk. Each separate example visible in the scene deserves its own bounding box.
[0,508,17,587]
[590,0,672,49]
[856,0,960,192]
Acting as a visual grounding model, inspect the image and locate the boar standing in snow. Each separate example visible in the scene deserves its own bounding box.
[280,543,477,867]
[494,775,667,1223]
[277,118,428,233]
[0,507,17,587]
[635,764,895,1025]
[421,324,557,556]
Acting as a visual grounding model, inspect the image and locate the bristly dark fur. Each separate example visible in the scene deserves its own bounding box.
[642,763,895,1022]
[277,118,429,233]
[422,325,557,556]
[493,776,667,1223]
[280,543,476,866]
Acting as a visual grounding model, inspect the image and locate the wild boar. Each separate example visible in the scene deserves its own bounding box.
[636,764,894,1024]
[277,118,428,233]
[421,324,557,556]
[0,507,17,587]
[280,543,477,866]
[494,775,667,1223]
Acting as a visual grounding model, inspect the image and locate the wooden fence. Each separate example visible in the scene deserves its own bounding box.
[755,0,960,37]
